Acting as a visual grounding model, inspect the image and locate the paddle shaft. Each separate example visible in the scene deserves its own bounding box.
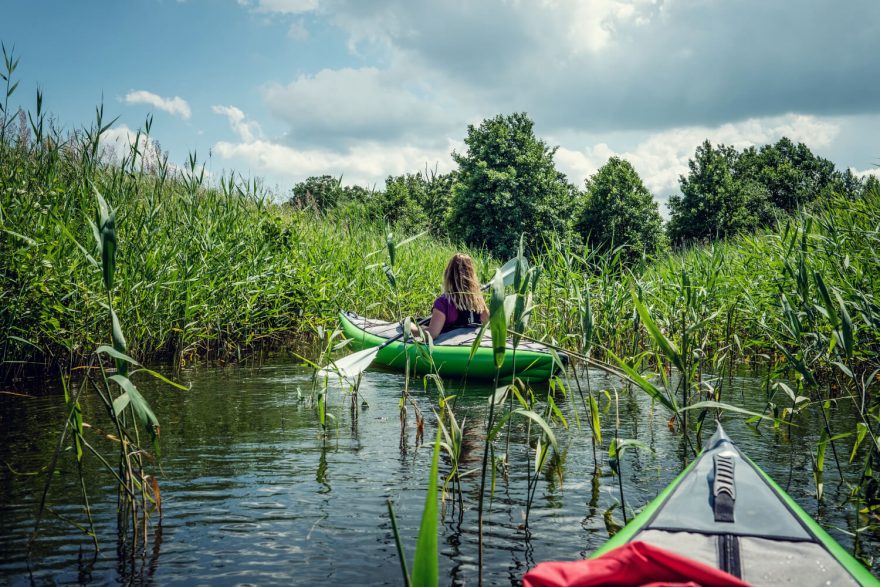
[361,315,430,357]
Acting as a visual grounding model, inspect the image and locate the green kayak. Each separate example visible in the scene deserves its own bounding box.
[591,421,877,586]
[338,311,564,382]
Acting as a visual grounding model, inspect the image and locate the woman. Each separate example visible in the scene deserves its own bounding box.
[415,253,489,340]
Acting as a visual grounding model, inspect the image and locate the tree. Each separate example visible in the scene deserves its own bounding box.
[376,168,457,234]
[863,174,880,198]
[667,140,767,245]
[382,173,430,231]
[447,113,575,257]
[575,157,665,263]
[288,175,343,212]
[735,138,837,212]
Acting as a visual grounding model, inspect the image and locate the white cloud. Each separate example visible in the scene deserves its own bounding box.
[263,66,458,145]
[541,0,662,53]
[213,138,455,186]
[209,105,456,186]
[554,114,841,197]
[123,90,191,120]
[97,124,168,169]
[251,0,318,14]
[212,105,263,143]
[98,125,213,180]
[851,166,880,179]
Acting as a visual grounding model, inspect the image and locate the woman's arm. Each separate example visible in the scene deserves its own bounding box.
[409,308,447,340]
[426,308,446,340]
[480,309,489,324]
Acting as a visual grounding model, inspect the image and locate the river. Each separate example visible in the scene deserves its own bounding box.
[1,359,876,584]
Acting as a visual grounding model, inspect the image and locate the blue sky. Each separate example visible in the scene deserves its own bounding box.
[2,0,879,208]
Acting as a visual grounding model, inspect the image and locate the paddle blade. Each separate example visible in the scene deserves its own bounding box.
[481,257,520,292]
[318,346,380,383]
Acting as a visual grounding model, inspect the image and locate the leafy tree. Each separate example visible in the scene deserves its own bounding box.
[382,173,430,231]
[288,175,343,212]
[447,113,575,257]
[825,168,868,201]
[735,138,837,212]
[575,157,665,263]
[667,140,768,245]
[416,166,457,235]
[862,174,880,198]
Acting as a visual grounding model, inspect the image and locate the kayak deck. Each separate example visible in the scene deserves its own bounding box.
[339,311,564,382]
[593,422,875,586]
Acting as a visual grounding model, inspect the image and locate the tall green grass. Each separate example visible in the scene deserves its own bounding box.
[0,110,488,378]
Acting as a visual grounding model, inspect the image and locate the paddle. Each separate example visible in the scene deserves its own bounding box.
[320,258,520,382]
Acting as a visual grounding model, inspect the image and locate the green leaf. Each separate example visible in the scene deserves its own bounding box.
[113,391,131,415]
[548,394,568,431]
[835,292,854,360]
[110,309,128,375]
[580,284,594,354]
[384,264,397,289]
[386,229,396,267]
[775,343,815,385]
[95,189,116,291]
[679,401,786,425]
[1,229,36,246]
[7,335,43,352]
[608,350,677,414]
[131,367,190,391]
[513,409,558,452]
[468,322,488,364]
[632,293,684,373]
[589,393,602,444]
[814,272,837,328]
[411,429,440,587]
[57,217,98,267]
[851,422,868,463]
[96,345,140,367]
[395,230,428,249]
[109,375,160,439]
[610,438,653,460]
[488,268,507,369]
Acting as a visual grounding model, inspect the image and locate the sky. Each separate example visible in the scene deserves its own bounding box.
[2,0,879,212]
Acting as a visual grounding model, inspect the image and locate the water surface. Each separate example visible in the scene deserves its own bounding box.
[1,360,876,584]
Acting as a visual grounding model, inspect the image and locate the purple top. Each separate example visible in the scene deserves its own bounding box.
[433,294,460,322]
[433,294,480,332]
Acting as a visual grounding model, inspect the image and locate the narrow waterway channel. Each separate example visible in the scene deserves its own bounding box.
[1,360,876,584]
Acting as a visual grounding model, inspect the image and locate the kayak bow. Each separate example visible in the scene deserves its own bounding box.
[590,421,877,586]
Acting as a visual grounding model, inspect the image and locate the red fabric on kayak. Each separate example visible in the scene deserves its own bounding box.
[522,541,751,587]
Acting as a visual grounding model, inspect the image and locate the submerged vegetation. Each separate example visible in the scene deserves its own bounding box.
[3,46,880,581]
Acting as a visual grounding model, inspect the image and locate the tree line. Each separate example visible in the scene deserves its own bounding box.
[288,113,879,260]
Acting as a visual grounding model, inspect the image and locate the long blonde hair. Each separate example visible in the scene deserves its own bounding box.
[443,253,488,314]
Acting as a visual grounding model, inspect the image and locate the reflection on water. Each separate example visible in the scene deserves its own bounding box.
[0,362,876,585]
